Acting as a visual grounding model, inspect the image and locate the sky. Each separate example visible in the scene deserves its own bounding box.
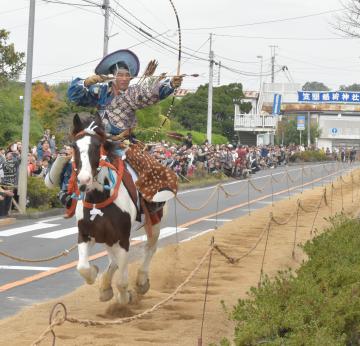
[2,0,360,92]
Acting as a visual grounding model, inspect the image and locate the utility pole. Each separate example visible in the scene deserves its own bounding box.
[103,0,110,56]
[307,111,311,147]
[256,55,263,114]
[269,45,278,83]
[257,55,263,92]
[18,0,36,213]
[217,61,221,85]
[207,33,214,144]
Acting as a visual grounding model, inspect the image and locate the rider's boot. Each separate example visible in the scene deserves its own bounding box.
[58,190,73,208]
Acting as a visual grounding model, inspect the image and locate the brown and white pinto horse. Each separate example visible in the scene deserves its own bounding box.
[71,113,162,305]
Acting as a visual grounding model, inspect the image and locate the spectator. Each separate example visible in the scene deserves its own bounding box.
[183,133,193,149]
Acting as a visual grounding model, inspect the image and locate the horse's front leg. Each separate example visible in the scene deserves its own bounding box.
[99,255,117,302]
[77,238,98,285]
[136,223,161,295]
[108,243,131,305]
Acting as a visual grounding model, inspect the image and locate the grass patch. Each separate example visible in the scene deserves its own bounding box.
[216,215,360,346]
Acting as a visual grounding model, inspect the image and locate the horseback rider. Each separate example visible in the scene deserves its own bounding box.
[49,49,182,209]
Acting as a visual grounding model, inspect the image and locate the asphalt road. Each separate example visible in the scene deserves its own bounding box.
[0,161,356,319]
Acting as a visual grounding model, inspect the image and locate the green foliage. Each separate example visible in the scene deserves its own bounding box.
[339,83,360,91]
[0,81,43,147]
[172,83,247,142]
[276,117,321,145]
[27,176,61,209]
[289,150,330,162]
[136,97,175,129]
[176,130,228,145]
[0,29,25,85]
[302,81,330,91]
[223,216,360,346]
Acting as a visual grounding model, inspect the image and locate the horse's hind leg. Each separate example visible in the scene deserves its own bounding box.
[77,238,98,284]
[136,223,161,295]
[108,243,131,305]
[99,253,117,302]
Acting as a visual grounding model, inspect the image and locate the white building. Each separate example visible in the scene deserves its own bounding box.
[235,83,360,149]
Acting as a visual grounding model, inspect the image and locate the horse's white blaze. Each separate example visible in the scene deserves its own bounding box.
[76,136,93,185]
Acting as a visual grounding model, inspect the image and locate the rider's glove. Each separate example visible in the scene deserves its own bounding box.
[170,75,183,89]
[84,75,106,87]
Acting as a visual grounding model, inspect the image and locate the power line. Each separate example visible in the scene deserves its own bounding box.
[214,54,271,65]
[109,7,210,63]
[31,30,176,79]
[182,9,343,31]
[0,6,29,16]
[41,0,102,7]
[213,33,353,41]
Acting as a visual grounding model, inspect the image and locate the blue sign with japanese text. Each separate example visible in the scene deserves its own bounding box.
[272,93,282,114]
[298,91,360,103]
[297,115,305,131]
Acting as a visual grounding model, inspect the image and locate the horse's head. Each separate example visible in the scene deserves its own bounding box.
[72,113,114,192]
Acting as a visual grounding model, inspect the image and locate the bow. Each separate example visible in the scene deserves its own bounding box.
[169,0,182,77]
[147,0,181,145]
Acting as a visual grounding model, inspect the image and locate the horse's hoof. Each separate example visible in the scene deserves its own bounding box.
[99,287,114,302]
[116,290,131,305]
[136,279,150,295]
[78,265,99,285]
[85,265,99,285]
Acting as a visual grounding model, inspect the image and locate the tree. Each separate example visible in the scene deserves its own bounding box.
[276,117,321,145]
[0,81,43,147]
[302,81,330,91]
[172,83,249,142]
[31,82,63,131]
[0,29,25,85]
[339,83,360,91]
[335,0,360,37]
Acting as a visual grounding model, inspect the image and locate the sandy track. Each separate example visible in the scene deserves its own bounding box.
[1,169,359,346]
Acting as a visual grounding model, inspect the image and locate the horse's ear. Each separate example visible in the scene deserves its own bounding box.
[73,114,82,134]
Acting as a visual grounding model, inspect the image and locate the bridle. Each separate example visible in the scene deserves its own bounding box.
[68,123,125,219]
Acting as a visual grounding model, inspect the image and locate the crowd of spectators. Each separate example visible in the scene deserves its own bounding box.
[0,129,357,218]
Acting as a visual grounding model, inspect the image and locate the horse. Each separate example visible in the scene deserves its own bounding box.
[70,113,163,305]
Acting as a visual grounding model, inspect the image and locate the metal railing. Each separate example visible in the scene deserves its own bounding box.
[234,114,277,131]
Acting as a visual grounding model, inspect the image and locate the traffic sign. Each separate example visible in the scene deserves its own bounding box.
[331,128,338,134]
[297,115,305,131]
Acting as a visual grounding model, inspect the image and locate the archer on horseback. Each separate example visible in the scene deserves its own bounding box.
[50,49,182,211]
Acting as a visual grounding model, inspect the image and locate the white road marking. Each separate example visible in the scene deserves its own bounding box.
[0,223,60,237]
[0,265,54,271]
[132,227,188,242]
[33,227,78,239]
[38,216,64,223]
[204,218,232,222]
[181,229,214,243]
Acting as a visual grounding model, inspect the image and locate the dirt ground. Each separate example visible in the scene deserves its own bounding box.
[1,169,359,346]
